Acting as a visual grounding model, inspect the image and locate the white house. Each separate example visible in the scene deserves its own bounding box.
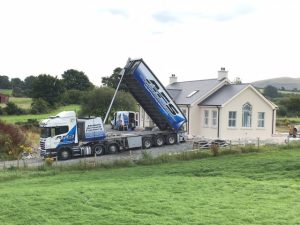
[139,68,277,140]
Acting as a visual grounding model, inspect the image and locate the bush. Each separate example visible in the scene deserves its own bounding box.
[0,106,3,115]
[44,158,54,167]
[0,121,29,159]
[4,102,26,115]
[210,143,219,156]
[30,98,50,114]
[61,90,85,105]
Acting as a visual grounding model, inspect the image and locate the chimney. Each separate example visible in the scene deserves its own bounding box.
[169,74,177,84]
[218,67,228,80]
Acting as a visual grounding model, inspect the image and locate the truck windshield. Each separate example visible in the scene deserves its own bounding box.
[40,126,69,138]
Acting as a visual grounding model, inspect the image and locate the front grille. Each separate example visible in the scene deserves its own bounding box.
[40,140,45,150]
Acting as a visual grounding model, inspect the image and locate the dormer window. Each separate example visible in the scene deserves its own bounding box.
[187,90,199,98]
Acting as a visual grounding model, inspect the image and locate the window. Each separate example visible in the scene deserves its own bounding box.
[228,111,236,127]
[258,112,265,128]
[187,90,199,98]
[212,110,218,127]
[242,103,252,127]
[40,126,69,138]
[204,110,209,127]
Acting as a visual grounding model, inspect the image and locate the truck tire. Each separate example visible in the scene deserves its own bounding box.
[154,135,164,147]
[166,134,176,145]
[59,148,71,160]
[142,138,152,149]
[107,143,119,154]
[93,144,105,156]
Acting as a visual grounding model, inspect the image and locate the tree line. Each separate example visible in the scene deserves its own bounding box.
[263,85,300,117]
[0,67,137,118]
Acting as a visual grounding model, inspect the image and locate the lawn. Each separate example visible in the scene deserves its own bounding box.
[0,104,80,124]
[1,149,300,225]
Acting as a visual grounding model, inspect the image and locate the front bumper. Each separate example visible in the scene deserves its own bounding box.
[40,148,58,158]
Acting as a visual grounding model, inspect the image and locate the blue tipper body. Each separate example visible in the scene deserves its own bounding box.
[123,59,187,131]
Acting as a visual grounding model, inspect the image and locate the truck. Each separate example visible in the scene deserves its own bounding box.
[39,58,187,160]
[110,111,138,131]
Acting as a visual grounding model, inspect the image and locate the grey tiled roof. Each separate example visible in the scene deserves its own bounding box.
[200,84,247,106]
[166,79,224,105]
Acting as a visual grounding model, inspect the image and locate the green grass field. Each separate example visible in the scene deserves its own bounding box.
[0,89,12,96]
[1,149,300,225]
[9,97,33,109]
[0,104,80,124]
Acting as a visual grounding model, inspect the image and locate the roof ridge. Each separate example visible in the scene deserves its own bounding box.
[170,78,218,84]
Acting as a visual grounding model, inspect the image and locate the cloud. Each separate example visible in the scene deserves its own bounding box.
[98,8,128,18]
[152,11,181,23]
[212,4,256,22]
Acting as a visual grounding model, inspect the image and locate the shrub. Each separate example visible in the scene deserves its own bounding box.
[210,143,219,156]
[61,90,84,105]
[44,158,54,167]
[30,98,50,114]
[0,106,3,115]
[0,121,30,159]
[4,102,26,115]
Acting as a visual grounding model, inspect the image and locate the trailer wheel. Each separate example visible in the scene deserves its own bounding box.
[142,138,152,149]
[166,134,177,145]
[59,148,71,160]
[154,136,164,147]
[107,143,119,154]
[93,144,105,156]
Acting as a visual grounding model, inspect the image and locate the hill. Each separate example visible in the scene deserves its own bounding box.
[252,77,300,90]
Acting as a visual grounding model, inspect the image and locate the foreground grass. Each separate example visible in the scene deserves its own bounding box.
[1,149,300,225]
[1,104,80,124]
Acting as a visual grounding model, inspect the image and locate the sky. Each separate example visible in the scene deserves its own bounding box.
[0,0,300,86]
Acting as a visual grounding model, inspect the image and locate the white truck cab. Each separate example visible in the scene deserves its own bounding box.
[39,111,105,159]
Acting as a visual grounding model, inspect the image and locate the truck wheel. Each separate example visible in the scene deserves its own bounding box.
[107,143,119,154]
[142,138,152,149]
[154,136,164,147]
[93,144,105,156]
[59,148,71,160]
[166,134,177,145]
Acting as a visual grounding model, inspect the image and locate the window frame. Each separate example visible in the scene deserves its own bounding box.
[212,110,218,128]
[228,111,237,128]
[204,110,209,127]
[242,103,252,128]
[257,112,265,128]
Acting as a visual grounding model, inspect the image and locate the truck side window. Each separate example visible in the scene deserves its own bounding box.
[55,126,69,136]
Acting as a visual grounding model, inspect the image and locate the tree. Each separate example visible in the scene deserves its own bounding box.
[62,69,94,91]
[0,75,11,89]
[11,78,25,97]
[263,85,279,98]
[80,87,137,120]
[284,97,300,115]
[101,67,128,92]
[31,74,65,106]
[24,75,37,97]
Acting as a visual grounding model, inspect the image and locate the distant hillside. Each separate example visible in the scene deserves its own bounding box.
[252,77,300,90]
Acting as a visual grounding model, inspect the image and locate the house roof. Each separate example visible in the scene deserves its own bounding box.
[166,79,224,105]
[200,84,247,106]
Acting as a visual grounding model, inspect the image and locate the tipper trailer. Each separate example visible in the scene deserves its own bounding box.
[40,58,187,160]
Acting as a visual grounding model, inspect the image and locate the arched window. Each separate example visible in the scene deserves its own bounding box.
[242,103,252,127]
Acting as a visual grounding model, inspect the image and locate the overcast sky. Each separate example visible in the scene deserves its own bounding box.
[1,0,299,86]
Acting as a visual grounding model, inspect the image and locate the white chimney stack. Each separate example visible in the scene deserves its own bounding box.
[218,67,228,80]
[169,74,178,84]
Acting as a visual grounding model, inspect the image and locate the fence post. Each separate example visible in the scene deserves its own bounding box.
[257,137,260,149]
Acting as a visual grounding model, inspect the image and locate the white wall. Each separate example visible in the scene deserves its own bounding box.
[219,87,275,140]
